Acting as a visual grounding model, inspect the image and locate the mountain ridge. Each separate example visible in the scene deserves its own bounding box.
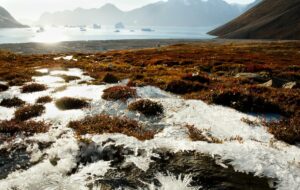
[38,0,248,27]
[0,6,27,28]
[208,0,300,40]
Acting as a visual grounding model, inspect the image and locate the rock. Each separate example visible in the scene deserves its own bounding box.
[283,82,299,89]
[235,73,267,82]
[259,78,287,88]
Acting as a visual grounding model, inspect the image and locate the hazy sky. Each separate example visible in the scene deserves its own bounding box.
[1,0,255,21]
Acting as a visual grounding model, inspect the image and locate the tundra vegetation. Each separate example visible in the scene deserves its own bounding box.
[0,41,299,144]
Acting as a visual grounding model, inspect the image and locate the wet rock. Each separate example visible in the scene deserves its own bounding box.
[235,73,268,82]
[259,79,285,88]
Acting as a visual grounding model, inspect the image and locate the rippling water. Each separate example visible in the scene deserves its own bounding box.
[0,26,214,44]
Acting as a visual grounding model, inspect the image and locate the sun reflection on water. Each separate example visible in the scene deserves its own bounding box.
[31,27,68,43]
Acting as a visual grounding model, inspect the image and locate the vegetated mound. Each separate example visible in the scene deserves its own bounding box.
[36,96,53,104]
[68,114,156,140]
[0,97,25,108]
[0,6,27,28]
[21,83,47,93]
[55,97,89,110]
[209,0,300,40]
[102,86,137,101]
[128,99,164,117]
[14,105,45,121]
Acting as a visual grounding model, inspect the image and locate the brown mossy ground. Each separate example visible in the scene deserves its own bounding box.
[0,41,299,144]
[68,114,156,141]
[21,83,47,93]
[0,97,25,108]
[14,104,45,121]
[102,86,137,101]
[128,99,164,116]
[55,97,89,110]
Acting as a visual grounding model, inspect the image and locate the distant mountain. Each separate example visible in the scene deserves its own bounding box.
[209,0,300,40]
[38,0,246,27]
[0,6,27,28]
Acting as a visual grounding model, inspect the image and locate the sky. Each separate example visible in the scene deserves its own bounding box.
[1,0,255,22]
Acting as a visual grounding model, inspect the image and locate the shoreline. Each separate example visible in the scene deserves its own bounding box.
[1,38,299,54]
[0,39,208,54]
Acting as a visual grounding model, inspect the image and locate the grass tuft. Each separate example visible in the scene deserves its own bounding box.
[128,99,163,116]
[0,97,25,108]
[68,114,155,141]
[15,104,45,121]
[21,83,47,93]
[102,86,137,101]
[55,97,89,110]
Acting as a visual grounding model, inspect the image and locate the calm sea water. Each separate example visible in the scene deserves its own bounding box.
[0,26,214,44]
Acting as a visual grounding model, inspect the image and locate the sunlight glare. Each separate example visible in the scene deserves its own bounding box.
[31,27,68,43]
